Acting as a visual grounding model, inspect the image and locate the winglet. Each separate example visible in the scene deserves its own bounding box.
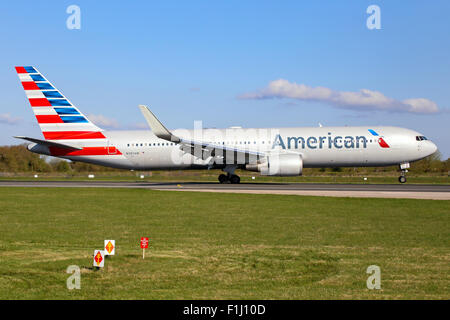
[138,105,180,142]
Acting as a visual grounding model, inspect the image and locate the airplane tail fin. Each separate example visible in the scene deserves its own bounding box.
[14,66,105,141]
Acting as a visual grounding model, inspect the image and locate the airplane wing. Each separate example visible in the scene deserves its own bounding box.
[14,136,83,150]
[138,105,265,163]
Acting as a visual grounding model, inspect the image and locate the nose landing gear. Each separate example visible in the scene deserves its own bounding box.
[398,162,410,183]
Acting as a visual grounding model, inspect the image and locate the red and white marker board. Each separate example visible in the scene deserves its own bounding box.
[93,250,105,268]
[140,237,149,259]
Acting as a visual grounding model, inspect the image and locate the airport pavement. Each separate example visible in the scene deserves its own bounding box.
[0,180,449,200]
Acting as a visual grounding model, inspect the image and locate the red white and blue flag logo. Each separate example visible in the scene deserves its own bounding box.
[368,129,390,148]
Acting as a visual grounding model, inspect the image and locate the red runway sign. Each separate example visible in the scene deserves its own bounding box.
[140,237,149,259]
[140,237,149,249]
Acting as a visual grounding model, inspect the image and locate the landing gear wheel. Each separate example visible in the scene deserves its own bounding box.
[398,163,409,184]
[218,174,228,184]
[229,175,240,184]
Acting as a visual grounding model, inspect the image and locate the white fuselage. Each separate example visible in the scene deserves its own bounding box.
[16,67,438,176]
[44,126,437,171]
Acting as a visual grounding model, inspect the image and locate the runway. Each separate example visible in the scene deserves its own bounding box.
[1,180,449,199]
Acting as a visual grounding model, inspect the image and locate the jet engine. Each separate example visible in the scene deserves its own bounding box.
[246,153,303,176]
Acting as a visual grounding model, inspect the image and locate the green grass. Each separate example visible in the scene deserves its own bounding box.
[0,187,448,299]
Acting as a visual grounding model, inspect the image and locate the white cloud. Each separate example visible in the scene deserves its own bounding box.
[87,114,119,129]
[238,79,440,114]
[0,113,22,125]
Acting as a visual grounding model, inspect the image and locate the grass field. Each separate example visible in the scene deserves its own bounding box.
[0,187,448,299]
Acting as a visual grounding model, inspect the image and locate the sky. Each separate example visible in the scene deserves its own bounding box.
[0,0,449,158]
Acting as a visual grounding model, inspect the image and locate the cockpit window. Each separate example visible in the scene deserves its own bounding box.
[416,136,428,141]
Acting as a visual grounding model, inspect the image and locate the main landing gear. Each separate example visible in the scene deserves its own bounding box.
[218,173,241,184]
[398,162,410,184]
[218,165,240,184]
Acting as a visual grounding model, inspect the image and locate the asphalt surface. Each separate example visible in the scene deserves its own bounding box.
[0,180,449,199]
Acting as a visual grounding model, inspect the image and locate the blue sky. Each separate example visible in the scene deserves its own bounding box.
[1,0,449,158]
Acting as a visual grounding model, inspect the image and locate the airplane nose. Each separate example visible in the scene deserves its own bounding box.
[425,141,438,157]
[430,141,438,154]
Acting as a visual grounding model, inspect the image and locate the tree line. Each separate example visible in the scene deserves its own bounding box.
[0,144,448,174]
[0,145,121,173]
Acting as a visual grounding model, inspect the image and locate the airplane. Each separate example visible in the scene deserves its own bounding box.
[14,66,438,184]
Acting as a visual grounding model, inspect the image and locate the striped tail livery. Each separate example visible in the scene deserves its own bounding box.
[14,66,122,159]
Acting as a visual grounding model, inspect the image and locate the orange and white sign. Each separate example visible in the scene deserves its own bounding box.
[93,250,105,268]
[104,240,115,256]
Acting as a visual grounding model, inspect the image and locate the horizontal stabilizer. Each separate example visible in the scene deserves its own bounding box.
[14,136,83,150]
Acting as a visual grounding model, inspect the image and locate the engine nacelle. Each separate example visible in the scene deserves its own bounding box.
[247,154,303,176]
